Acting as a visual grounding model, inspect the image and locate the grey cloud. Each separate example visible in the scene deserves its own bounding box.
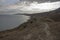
[0,0,60,15]
[20,0,60,2]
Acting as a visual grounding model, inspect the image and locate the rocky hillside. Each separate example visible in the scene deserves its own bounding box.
[0,8,60,40]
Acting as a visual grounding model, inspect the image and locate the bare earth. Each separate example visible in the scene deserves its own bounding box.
[0,8,60,40]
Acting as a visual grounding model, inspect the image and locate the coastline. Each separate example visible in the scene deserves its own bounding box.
[0,8,60,40]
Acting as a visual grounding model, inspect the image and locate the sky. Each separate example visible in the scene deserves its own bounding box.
[0,0,60,15]
[21,0,60,2]
[0,0,19,5]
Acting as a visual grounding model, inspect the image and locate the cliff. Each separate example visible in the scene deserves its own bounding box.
[0,8,60,40]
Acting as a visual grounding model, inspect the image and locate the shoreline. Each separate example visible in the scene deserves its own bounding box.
[0,8,60,40]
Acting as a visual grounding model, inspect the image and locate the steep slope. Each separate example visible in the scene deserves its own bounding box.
[0,8,60,40]
[48,8,60,21]
[0,16,60,40]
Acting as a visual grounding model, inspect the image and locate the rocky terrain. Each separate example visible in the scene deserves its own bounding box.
[0,8,60,40]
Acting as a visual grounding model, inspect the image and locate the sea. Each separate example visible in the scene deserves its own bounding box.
[0,15,30,31]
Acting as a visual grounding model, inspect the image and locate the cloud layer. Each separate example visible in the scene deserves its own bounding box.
[20,0,60,2]
[0,0,60,15]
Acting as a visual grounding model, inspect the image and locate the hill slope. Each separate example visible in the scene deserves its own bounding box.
[0,8,60,40]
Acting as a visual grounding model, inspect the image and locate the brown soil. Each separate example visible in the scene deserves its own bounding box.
[0,8,60,40]
[0,16,60,40]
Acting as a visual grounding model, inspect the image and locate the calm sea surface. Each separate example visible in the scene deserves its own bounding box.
[0,15,30,31]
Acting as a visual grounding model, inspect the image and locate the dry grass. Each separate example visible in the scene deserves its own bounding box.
[0,16,60,40]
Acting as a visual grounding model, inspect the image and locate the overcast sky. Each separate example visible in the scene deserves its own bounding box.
[0,0,60,15]
[20,0,60,2]
[0,0,19,5]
